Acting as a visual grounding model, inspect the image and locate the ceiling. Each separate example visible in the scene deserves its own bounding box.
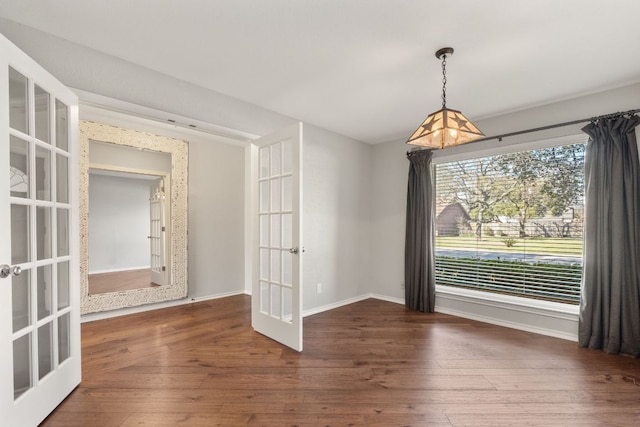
[2,0,640,143]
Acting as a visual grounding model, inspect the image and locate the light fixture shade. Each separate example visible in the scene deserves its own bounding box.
[406,107,484,149]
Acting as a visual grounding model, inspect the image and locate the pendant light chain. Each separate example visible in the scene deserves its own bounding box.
[441,53,447,109]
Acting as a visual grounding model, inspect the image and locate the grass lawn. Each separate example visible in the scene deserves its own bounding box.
[435,236,583,256]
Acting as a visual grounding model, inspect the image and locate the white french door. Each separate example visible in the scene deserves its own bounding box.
[149,176,168,286]
[252,122,303,352]
[0,34,81,425]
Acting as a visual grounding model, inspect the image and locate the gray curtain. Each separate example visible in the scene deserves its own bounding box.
[579,115,640,357]
[405,149,436,312]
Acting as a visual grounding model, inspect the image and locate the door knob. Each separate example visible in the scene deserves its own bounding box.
[0,264,22,278]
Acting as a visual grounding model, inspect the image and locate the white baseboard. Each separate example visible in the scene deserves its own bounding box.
[369,293,404,305]
[302,294,371,317]
[88,266,151,275]
[187,290,247,303]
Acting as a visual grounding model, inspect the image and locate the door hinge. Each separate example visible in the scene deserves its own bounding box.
[162,226,166,231]
[162,266,166,272]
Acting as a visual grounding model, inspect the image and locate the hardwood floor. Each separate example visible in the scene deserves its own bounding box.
[88,268,158,295]
[42,295,640,426]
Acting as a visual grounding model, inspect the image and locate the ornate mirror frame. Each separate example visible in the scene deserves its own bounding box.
[80,120,189,314]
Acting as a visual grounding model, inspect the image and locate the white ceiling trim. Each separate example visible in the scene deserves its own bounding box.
[75,88,259,146]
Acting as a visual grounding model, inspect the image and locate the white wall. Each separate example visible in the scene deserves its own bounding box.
[88,174,150,273]
[302,125,372,311]
[370,82,640,339]
[370,138,407,299]
[187,135,246,298]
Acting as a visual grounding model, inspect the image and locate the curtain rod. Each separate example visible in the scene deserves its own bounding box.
[471,108,640,143]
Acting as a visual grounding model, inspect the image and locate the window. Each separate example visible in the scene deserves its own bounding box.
[434,141,585,304]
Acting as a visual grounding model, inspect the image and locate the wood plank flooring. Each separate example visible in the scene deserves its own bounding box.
[42,295,640,426]
[88,268,157,295]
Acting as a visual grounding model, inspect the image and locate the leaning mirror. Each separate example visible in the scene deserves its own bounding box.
[80,121,188,313]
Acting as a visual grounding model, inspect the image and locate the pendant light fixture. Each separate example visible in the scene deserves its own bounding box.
[406,47,484,149]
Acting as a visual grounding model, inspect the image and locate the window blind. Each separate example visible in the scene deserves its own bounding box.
[434,142,585,304]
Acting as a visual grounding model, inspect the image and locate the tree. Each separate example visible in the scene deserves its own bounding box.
[539,144,585,215]
[494,144,585,237]
[436,143,585,239]
[436,156,515,238]
[493,151,546,237]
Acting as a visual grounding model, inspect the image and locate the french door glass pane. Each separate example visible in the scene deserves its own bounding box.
[55,99,69,151]
[259,248,269,280]
[34,85,51,144]
[282,139,292,174]
[11,204,30,264]
[57,261,70,310]
[9,67,28,134]
[10,135,29,198]
[270,249,280,282]
[259,147,270,178]
[58,312,71,363]
[38,322,53,379]
[270,178,281,212]
[271,284,281,318]
[259,181,269,212]
[270,214,281,247]
[37,264,53,320]
[13,333,32,399]
[57,208,69,256]
[12,269,31,332]
[282,286,293,322]
[56,154,69,203]
[37,206,52,260]
[282,213,292,248]
[260,282,269,313]
[282,251,292,285]
[282,176,292,211]
[259,214,269,246]
[36,145,51,201]
[270,143,281,175]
